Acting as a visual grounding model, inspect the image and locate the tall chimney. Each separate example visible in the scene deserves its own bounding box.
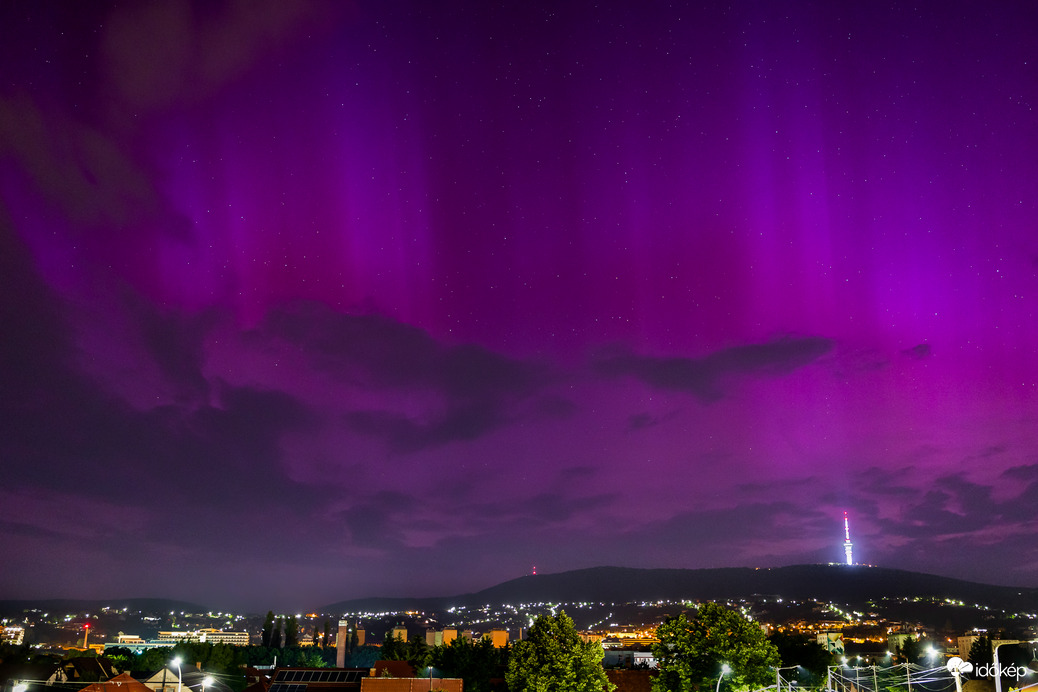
[335,620,348,668]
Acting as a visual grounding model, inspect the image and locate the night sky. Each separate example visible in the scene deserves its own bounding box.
[2,1,1037,612]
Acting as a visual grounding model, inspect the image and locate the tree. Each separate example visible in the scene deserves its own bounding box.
[968,637,993,666]
[768,632,833,678]
[506,611,614,692]
[432,636,506,692]
[406,633,431,668]
[299,649,326,668]
[652,603,781,692]
[262,612,276,648]
[285,616,299,648]
[897,638,921,664]
[271,618,283,649]
[103,647,135,673]
[345,645,381,669]
[323,621,331,648]
[380,634,409,661]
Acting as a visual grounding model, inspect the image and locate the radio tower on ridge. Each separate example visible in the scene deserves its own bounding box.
[843,511,854,565]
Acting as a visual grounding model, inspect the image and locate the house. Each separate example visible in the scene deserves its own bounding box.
[606,669,654,692]
[138,666,182,692]
[243,668,271,689]
[370,663,412,679]
[268,667,369,692]
[359,679,462,692]
[80,672,156,692]
[60,657,116,683]
[0,662,67,692]
[136,667,233,692]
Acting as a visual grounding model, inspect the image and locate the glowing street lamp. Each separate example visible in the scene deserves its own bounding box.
[172,657,183,692]
[716,664,732,692]
[202,676,215,692]
[776,665,798,692]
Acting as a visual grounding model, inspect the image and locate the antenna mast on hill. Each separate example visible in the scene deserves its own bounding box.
[843,511,854,565]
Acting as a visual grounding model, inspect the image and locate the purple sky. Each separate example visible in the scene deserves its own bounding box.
[2,1,1037,612]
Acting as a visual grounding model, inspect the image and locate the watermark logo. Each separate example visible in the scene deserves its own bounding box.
[972,664,1032,679]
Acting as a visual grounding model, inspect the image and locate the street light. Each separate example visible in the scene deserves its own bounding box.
[716,664,732,692]
[172,657,183,692]
[776,665,798,692]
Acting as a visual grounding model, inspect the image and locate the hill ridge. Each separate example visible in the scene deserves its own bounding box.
[319,564,1038,613]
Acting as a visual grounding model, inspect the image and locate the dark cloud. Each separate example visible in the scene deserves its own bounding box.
[258,302,544,393]
[628,413,656,430]
[123,290,219,404]
[0,95,191,242]
[529,395,578,420]
[557,466,599,483]
[101,0,338,112]
[846,467,1038,583]
[258,301,550,450]
[0,226,320,515]
[0,217,72,395]
[1001,463,1038,484]
[642,501,833,552]
[345,402,505,453]
[514,492,617,525]
[419,500,844,576]
[840,465,923,500]
[595,336,833,401]
[902,343,932,360]
[334,491,419,549]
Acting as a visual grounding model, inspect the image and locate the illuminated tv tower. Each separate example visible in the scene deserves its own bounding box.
[843,511,854,565]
